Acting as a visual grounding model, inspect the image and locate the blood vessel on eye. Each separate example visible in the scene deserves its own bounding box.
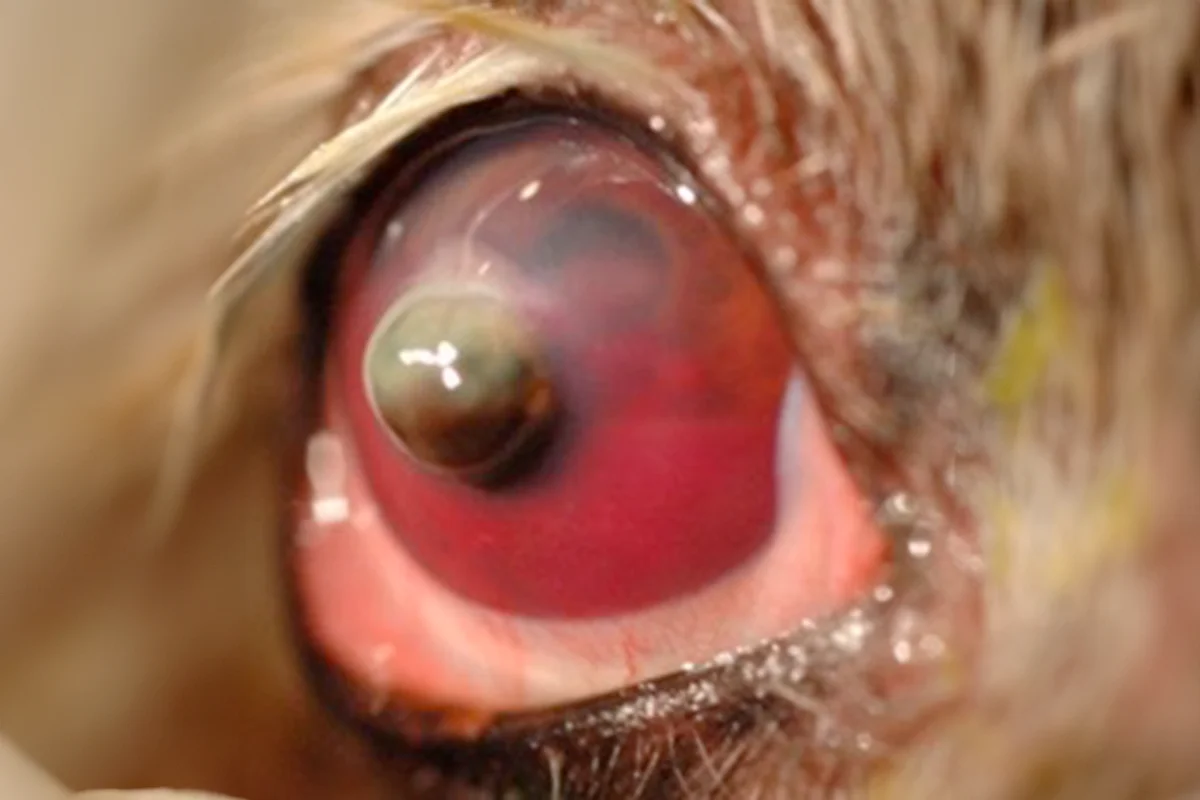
[332,116,793,619]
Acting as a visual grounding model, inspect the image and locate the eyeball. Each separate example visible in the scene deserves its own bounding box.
[290,107,885,723]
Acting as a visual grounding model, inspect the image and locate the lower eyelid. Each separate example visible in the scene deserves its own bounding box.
[293,370,884,715]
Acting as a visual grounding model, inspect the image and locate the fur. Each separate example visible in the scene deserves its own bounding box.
[0,0,1196,797]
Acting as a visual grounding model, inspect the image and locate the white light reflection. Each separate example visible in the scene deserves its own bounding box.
[398,341,464,393]
[675,183,698,205]
[382,219,405,250]
[518,180,542,201]
[313,497,350,525]
[305,431,350,527]
[907,537,932,559]
[773,372,806,523]
[399,340,457,367]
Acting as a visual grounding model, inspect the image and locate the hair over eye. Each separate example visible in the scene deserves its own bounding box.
[291,107,885,719]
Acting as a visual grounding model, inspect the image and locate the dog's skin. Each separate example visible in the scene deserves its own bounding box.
[0,1,1196,798]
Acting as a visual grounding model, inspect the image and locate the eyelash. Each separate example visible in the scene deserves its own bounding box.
[284,88,932,797]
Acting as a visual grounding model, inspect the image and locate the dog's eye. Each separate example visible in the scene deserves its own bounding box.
[291,106,885,726]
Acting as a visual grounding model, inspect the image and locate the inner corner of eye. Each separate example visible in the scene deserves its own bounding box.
[286,104,886,722]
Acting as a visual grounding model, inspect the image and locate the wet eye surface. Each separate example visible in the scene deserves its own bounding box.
[291,103,885,729]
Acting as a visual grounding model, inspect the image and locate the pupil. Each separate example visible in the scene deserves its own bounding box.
[364,291,558,482]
